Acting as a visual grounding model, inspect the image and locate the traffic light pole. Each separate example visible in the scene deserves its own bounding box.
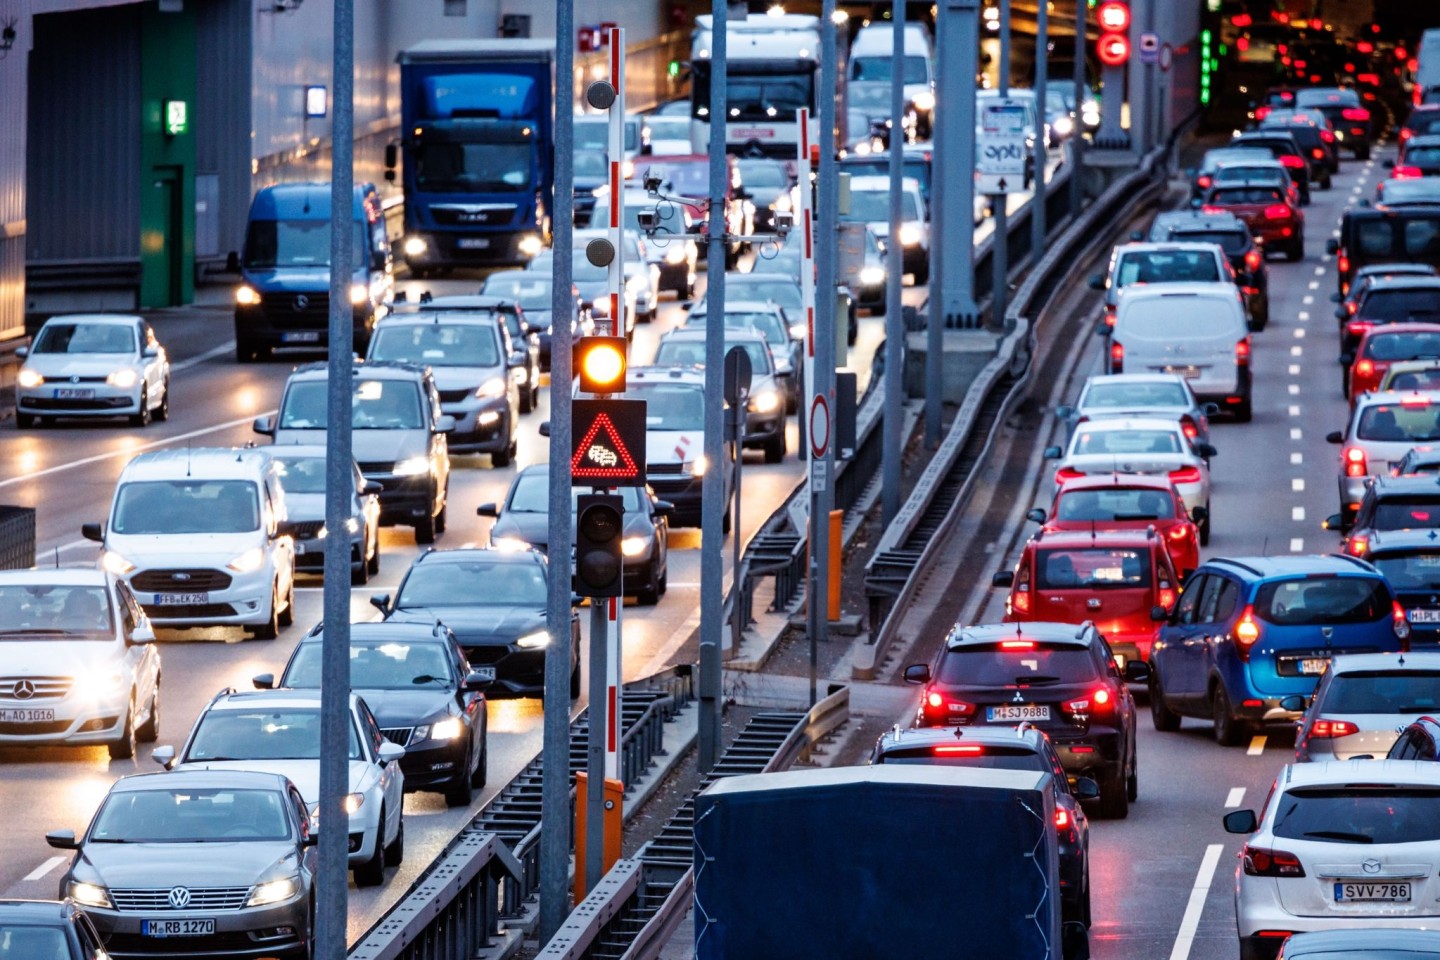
[1031,0,1048,258]
[882,0,904,526]
[585,592,608,892]
[1070,0,1086,222]
[990,0,1011,329]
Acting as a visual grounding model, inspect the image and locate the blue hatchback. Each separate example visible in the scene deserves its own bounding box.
[1149,555,1408,745]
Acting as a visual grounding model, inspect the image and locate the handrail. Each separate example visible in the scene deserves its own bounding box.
[764,684,850,773]
[533,860,643,960]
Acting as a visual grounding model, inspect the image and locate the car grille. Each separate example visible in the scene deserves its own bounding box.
[104,931,298,953]
[290,520,326,541]
[0,676,71,701]
[381,727,413,747]
[132,569,233,592]
[648,463,685,476]
[141,603,239,619]
[437,388,476,404]
[258,291,330,328]
[112,887,252,912]
[462,646,507,666]
[22,397,133,410]
[357,461,395,476]
[430,205,516,227]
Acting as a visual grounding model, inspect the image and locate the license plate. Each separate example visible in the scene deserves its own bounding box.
[473,666,496,681]
[1334,881,1411,903]
[152,592,209,606]
[53,388,94,399]
[0,708,54,722]
[1162,365,1201,379]
[988,704,1051,722]
[143,919,216,937]
[1410,609,1440,624]
[281,331,321,344]
[1300,658,1329,675]
[458,238,491,249]
[294,541,307,555]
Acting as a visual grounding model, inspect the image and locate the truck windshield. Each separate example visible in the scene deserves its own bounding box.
[245,220,366,269]
[415,141,532,193]
[725,76,813,119]
[850,56,928,83]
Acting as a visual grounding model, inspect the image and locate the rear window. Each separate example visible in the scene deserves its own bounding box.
[1407,146,1440,167]
[1363,331,1440,361]
[1385,368,1440,390]
[1372,551,1440,589]
[1358,290,1440,324]
[1210,187,1285,205]
[1055,488,1176,522]
[1214,166,1284,186]
[1073,429,1182,456]
[1356,403,1440,442]
[1035,548,1152,589]
[1372,497,1440,530]
[1084,380,1189,408]
[1272,787,1440,845]
[936,643,1100,686]
[1170,229,1249,255]
[1239,138,1298,158]
[1355,216,1440,260]
[875,744,1044,771]
[1252,577,1389,625]
[1117,296,1242,336]
[1115,251,1220,287]
[1322,671,1440,714]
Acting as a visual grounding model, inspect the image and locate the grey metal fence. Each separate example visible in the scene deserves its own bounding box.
[0,506,35,570]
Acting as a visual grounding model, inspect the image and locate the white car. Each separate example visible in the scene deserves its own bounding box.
[574,228,661,323]
[1328,389,1440,519]
[841,174,929,284]
[154,688,405,887]
[1225,761,1440,956]
[0,569,161,760]
[1044,416,1215,543]
[16,314,170,429]
[1294,653,1440,762]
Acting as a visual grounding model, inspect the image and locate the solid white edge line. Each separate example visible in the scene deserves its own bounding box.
[1224,787,1246,808]
[23,856,65,882]
[1247,735,1267,756]
[170,341,238,373]
[1168,844,1225,960]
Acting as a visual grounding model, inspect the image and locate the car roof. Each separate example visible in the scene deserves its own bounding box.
[1207,178,1288,190]
[944,621,1097,649]
[266,444,346,461]
[1055,473,1176,493]
[1030,527,1163,547]
[384,308,507,327]
[1232,130,1301,145]
[1355,263,1438,278]
[847,175,922,192]
[1364,528,1440,554]
[289,360,428,381]
[875,725,1048,752]
[722,300,783,312]
[1114,242,1225,256]
[1201,554,1379,578]
[0,569,110,588]
[113,768,293,793]
[1084,372,1191,389]
[730,273,799,285]
[120,447,273,481]
[663,328,767,343]
[1072,416,1184,432]
[0,900,81,922]
[413,546,545,567]
[1115,282,1239,302]
[39,314,141,326]
[1366,474,1440,497]
[1282,929,1440,954]
[1409,135,1440,147]
[1357,321,1440,341]
[1363,276,1440,292]
[1327,651,1440,673]
[206,688,345,711]
[1279,759,1440,789]
[1154,211,1247,230]
[628,365,706,386]
[303,620,452,644]
[1398,442,1440,461]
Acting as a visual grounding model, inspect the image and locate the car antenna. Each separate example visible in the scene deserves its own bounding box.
[186,441,192,478]
[1261,536,1270,556]
[52,547,59,569]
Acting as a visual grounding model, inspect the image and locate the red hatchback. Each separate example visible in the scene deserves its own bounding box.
[1347,322,1440,401]
[1203,181,1305,261]
[994,528,1180,665]
[1033,474,1201,577]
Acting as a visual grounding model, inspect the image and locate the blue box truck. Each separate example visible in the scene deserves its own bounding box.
[390,40,555,275]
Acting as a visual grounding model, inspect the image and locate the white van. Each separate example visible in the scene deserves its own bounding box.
[1108,283,1253,422]
[82,448,297,639]
[1418,29,1440,105]
[849,22,935,132]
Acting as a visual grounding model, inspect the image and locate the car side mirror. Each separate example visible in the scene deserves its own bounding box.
[1191,505,1208,523]
[1326,238,1340,255]
[81,522,104,543]
[1280,694,1307,712]
[1072,777,1101,801]
[1150,605,1169,622]
[993,570,1015,588]
[1322,513,1344,531]
[476,502,499,518]
[129,624,156,645]
[13,345,27,360]
[253,416,275,436]
[1026,508,1046,523]
[1197,443,1219,458]
[362,480,383,496]
[1130,229,1145,241]
[369,593,391,613]
[45,829,79,851]
[462,668,495,692]
[1223,809,1258,834]
[1384,158,1395,169]
[1124,659,1153,682]
[302,832,319,848]
[539,421,552,438]
[1326,430,1344,444]
[1335,308,1347,320]
[151,745,175,769]
[142,345,159,359]
[903,663,931,684]
[378,740,406,762]
[654,500,676,518]
[571,593,585,607]
[1043,446,1062,459]
[252,673,275,690]
[1087,273,1105,291]
[434,414,456,434]
[508,350,526,368]
[1055,404,1073,419]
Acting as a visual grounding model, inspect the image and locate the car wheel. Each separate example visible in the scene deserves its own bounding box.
[15,413,34,430]
[470,741,487,789]
[1357,144,1371,161]
[277,578,295,628]
[1234,396,1252,423]
[155,380,170,422]
[368,537,381,576]
[108,702,137,761]
[435,498,448,535]
[383,817,404,866]
[1212,684,1247,746]
[1199,503,1212,545]
[722,504,733,536]
[444,751,474,807]
[1126,754,1138,802]
[911,262,930,285]
[636,561,661,606]
[570,661,582,699]
[1096,770,1128,819]
[493,438,515,469]
[519,382,534,414]
[415,512,437,545]
[353,814,386,887]
[249,588,280,640]
[763,428,785,464]
[137,683,160,743]
[1286,240,1304,263]
[1150,673,1182,732]
[657,566,667,598]
[130,387,152,428]
[235,340,260,364]
[352,537,370,586]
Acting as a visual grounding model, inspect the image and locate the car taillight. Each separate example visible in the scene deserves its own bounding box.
[1066,687,1115,717]
[1001,639,1036,650]
[1346,534,1368,556]
[1169,466,1203,484]
[1236,337,1251,364]
[1339,251,1350,275]
[1255,106,1271,121]
[1200,205,1225,215]
[1055,807,1071,829]
[1355,358,1375,379]
[1320,129,1334,143]
[1264,203,1292,220]
[1402,127,1414,141]
[1104,307,1117,328]
[1343,107,1371,121]
[1242,845,1307,877]
[1344,447,1368,478]
[1312,147,1325,160]
[1279,154,1304,169]
[1245,249,1262,271]
[1395,600,1412,644]
[1158,583,1177,609]
[1055,467,1086,483]
[933,744,984,756]
[1197,174,1213,189]
[1180,415,1199,439]
[1395,164,1424,179]
[924,688,975,720]
[1235,605,1260,661]
[1309,718,1360,738]
[1168,522,1192,541]
[1110,340,1124,372]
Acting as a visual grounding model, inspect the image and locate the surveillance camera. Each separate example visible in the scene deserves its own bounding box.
[643,173,663,196]
[773,210,794,237]
[636,208,659,233]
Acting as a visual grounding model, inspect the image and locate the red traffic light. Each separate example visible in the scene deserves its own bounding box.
[1096,1,1130,33]
[1097,33,1131,67]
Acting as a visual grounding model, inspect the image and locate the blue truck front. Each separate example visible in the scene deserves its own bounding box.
[394,41,555,274]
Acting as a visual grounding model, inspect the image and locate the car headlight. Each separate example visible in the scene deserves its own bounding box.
[72,670,127,701]
[664,245,688,264]
[1053,116,1074,136]
[403,236,428,257]
[344,516,361,535]
[246,876,299,907]
[101,551,135,576]
[17,368,43,388]
[1082,105,1100,126]
[789,321,807,340]
[350,283,369,306]
[235,285,261,306]
[475,377,507,400]
[68,881,112,909]
[685,455,708,477]
[773,193,793,213]
[621,536,648,558]
[492,536,531,552]
[516,629,551,649]
[860,265,886,287]
[913,90,936,112]
[225,547,266,574]
[622,159,636,180]
[343,792,365,815]
[422,717,463,741]
[106,369,138,388]
[749,390,781,414]
[899,223,922,246]
[392,456,430,477]
[853,140,873,156]
[519,234,544,257]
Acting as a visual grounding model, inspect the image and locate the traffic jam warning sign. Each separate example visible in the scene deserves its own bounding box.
[571,399,647,485]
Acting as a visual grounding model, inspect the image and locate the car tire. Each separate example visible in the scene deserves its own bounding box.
[353,816,386,887]
[415,512,437,545]
[137,683,160,743]
[519,382,534,414]
[763,428,785,464]
[1357,144,1371,161]
[1096,771,1129,819]
[130,387,152,428]
[470,742,487,789]
[1199,502,1212,545]
[1212,684,1247,746]
[722,504,733,536]
[278,578,295,628]
[444,753,474,808]
[1234,396,1252,424]
[108,702,137,761]
[1127,755,1138,802]
[352,538,370,586]
[368,539,381,576]
[250,588,280,641]
[911,262,930,286]
[15,413,35,430]
[1150,673,1182,732]
[235,340,260,364]
[155,380,170,422]
[435,498,448,535]
[493,438,515,469]
[1286,240,1304,263]
[637,561,662,606]
[383,818,404,866]
[570,660,582,699]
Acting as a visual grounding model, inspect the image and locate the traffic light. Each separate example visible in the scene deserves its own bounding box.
[1095,1,1131,68]
[575,494,625,597]
[1199,29,1215,105]
[577,336,628,394]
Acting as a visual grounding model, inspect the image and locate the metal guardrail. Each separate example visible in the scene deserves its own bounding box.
[0,506,35,570]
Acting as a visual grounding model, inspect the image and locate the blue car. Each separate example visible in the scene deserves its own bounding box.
[1149,555,1408,745]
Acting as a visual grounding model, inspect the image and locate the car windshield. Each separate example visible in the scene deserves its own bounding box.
[482,275,552,311]
[0,584,113,637]
[630,383,705,431]
[1210,187,1285,205]
[91,787,291,842]
[876,745,1044,771]
[850,55,928,83]
[1272,787,1440,844]
[726,280,801,309]
[843,190,920,223]
[273,456,332,494]
[504,473,645,514]
[1323,671,1440,714]
[397,559,547,607]
[0,927,69,956]
[737,160,788,188]
[369,323,501,368]
[1377,179,1440,205]
[687,310,790,347]
[244,219,366,269]
[1365,332,1440,362]
[1116,252,1221,287]
[33,323,135,355]
[935,643,1100,685]
[655,338,772,373]
[1084,381,1190,408]
[637,161,708,196]
[1035,548,1152,589]
[1169,230,1249,255]
[187,708,360,761]
[573,152,608,179]
[1214,166,1285,186]
[286,640,452,690]
[1055,489,1176,521]
[645,117,691,142]
[1358,290,1440,323]
[279,379,425,430]
[1372,498,1440,530]
[1357,403,1440,442]
[1073,429,1182,456]
[1374,552,1440,589]
[112,480,259,535]
[1253,577,1389,625]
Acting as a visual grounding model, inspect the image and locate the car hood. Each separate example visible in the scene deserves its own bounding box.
[646,429,703,467]
[390,605,545,643]
[431,366,504,392]
[24,356,137,378]
[490,511,650,552]
[284,492,360,525]
[271,431,426,465]
[350,687,453,727]
[107,531,261,561]
[172,759,372,806]
[81,841,297,888]
[0,640,123,675]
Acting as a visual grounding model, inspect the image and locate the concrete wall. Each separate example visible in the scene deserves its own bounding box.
[1126,0,1202,152]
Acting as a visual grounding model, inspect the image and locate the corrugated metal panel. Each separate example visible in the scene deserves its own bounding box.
[26,3,141,263]
[194,0,250,265]
[0,0,30,339]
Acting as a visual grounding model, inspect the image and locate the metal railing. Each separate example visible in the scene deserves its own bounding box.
[0,506,35,570]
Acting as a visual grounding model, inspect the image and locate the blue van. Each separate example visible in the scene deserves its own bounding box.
[230,182,393,363]
[1149,555,1408,745]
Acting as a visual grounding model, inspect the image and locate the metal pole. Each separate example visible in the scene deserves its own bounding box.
[698,0,727,774]
[317,0,354,955]
[1031,0,1048,258]
[730,403,744,656]
[811,0,838,706]
[991,0,1010,329]
[585,599,607,891]
[1070,0,1086,220]
[539,0,576,939]
[882,0,904,525]
[602,27,626,800]
[796,108,818,703]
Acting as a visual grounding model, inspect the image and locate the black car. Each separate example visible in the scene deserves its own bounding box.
[1147,210,1269,330]
[1360,530,1440,647]
[478,464,673,604]
[0,899,108,959]
[1329,205,1440,295]
[373,547,581,699]
[1295,86,1373,160]
[735,157,792,231]
[903,621,1149,819]
[870,725,1097,926]
[1259,114,1336,186]
[1228,130,1312,203]
[275,621,492,807]
[1389,715,1440,760]
[1395,134,1440,178]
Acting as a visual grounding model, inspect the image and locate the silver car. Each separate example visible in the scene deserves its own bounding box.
[1057,373,1218,446]
[268,445,382,584]
[16,314,170,429]
[1293,652,1440,762]
[47,768,316,960]
[1327,389,1440,519]
[653,328,788,463]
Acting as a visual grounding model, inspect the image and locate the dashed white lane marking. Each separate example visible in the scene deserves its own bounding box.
[1289,405,1301,416]
[1307,281,1320,290]
[1291,451,1303,464]
[1248,735,1267,756]
[1290,537,1304,552]
[1314,266,1326,276]
[1288,384,1300,395]
[1291,345,1303,356]
[1289,364,1301,375]
[171,341,238,372]
[1301,300,1313,309]
[1292,506,1306,521]
[1168,844,1225,960]
[1225,788,1247,808]
[1292,478,1305,491]
[1291,428,1303,439]
[24,857,65,882]
[1295,328,1306,338]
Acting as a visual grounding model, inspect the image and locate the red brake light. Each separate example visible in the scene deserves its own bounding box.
[1200,205,1225,215]
[1093,689,1111,705]
[1197,174,1213,188]
[926,691,943,708]
[1395,600,1412,644]
[1055,807,1071,829]
[1110,340,1124,372]
[1339,252,1350,275]
[1236,337,1252,364]
[1264,203,1292,220]
[1245,249,1262,271]
[1347,321,1369,336]
[1055,467,1086,483]
[1320,130,1334,143]
[1000,639,1036,650]
[1395,165,1424,179]
[1312,148,1325,160]
[1402,128,1414,141]
[1169,466,1203,484]
[1309,719,1360,738]
[1347,535,1368,556]
[1180,415,1199,439]
[922,690,976,721]
[1343,107,1371,121]
[933,744,984,755]
[1235,605,1260,660]
[1104,307,1116,328]
[1243,845,1307,877]
[1013,588,1031,614]
[1344,447,1368,478]
[1279,154,1304,169]
[1167,523,1191,541]
[1253,106,1269,121]
[1158,584,1177,609]
[1355,358,1375,378]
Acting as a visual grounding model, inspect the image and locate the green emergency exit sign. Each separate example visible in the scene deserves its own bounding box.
[164,99,188,136]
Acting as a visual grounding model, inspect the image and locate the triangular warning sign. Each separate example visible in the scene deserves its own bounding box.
[571,411,639,480]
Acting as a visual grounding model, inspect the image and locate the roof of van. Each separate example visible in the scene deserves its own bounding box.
[249,182,378,220]
[851,22,932,56]
[1115,282,1241,303]
[120,448,274,481]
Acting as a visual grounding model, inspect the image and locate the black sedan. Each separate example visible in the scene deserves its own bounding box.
[478,464,672,605]
[278,621,492,807]
[373,547,581,699]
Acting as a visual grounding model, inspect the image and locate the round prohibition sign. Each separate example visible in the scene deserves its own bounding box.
[808,394,831,459]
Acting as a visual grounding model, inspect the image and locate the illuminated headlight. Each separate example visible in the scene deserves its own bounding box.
[67,881,113,909]
[101,551,136,576]
[622,159,636,179]
[1082,105,1100,126]
[392,456,430,477]
[493,536,532,552]
[1052,116,1074,136]
[516,630,552,649]
[854,140,873,156]
[685,455,709,477]
[423,717,463,741]
[478,411,500,425]
[898,223,922,246]
[860,265,886,287]
[621,536,649,558]
[343,792,365,815]
[235,285,261,306]
[789,321,807,340]
[226,547,266,574]
[476,377,507,400]
[344,516,361,535]
[913,90,936,112]
[773,193,792,213]
[17,368,43,388]
[519,234,544,257]
[664,245,688,264]
[106,369,138,389]
[72,670,127,701]
[403,236,428,257]
[246,876,299,907]
[749,390,781,414]
[350,283,369,306]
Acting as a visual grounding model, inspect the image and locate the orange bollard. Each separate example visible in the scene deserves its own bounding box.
[829,509,842,622]
[573,772,625,902]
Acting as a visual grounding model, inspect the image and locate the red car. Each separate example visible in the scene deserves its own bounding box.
[1346,322,1440,401]
[1032,474,1201,577]
[993,528,1180,665]
[1203,181,1304,261]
